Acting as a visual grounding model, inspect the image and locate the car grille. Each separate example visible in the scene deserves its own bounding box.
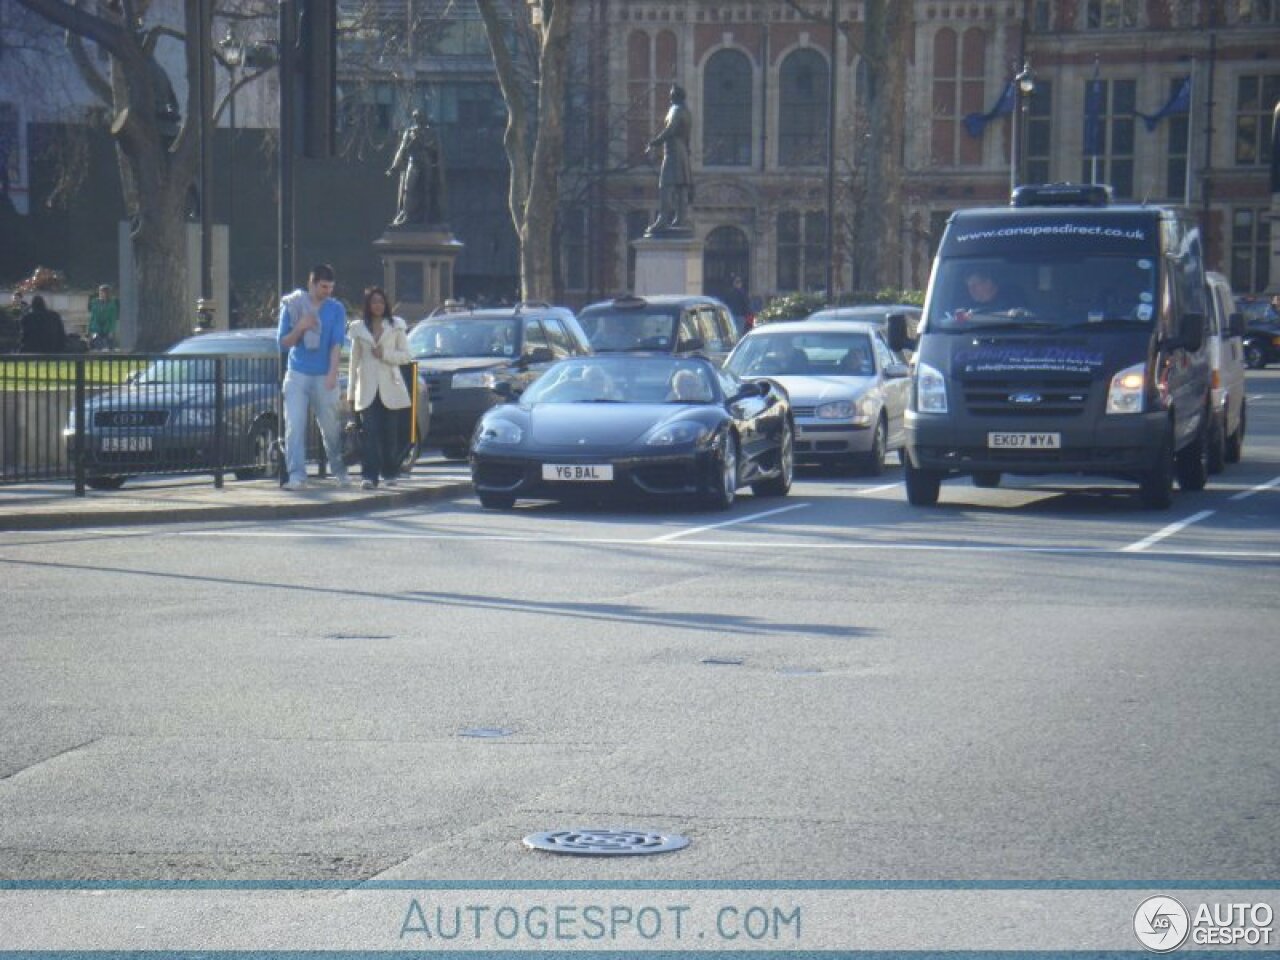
[962,378,1092,417]
[792,405,816,417]
[633,462,694,493]
[94,410,169,427]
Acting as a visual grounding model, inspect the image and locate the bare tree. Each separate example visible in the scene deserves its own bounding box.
[12,0,273,349]
[474,0,572,301]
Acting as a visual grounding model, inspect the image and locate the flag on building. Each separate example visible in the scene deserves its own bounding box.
[1083,60,1105,156]
[963,80,1015,138]
[1137,76,1192,132]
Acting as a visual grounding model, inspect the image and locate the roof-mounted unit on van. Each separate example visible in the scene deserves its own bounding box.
[1011,183,1113,208]
[611,294,649,309]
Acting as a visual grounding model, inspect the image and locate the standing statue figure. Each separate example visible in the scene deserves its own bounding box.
[644,84,694,234]
[387,108,448,227]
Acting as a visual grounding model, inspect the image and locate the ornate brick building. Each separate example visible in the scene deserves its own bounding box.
[568,0,1278,305]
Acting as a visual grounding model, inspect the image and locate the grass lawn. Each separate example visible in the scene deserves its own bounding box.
[0,358,147,389]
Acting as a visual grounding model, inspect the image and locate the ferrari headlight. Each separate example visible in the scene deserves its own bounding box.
[815,400,856,420]
[453,371,497,389]
[645,420,709,446]
[1106,362,1146,415]
[478,419,522,444]
[172,408,213,426]
[915,361,948,414]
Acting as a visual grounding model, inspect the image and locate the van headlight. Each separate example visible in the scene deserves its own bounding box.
[915,362,948,414]
[453,371,497,389]
[1106,362,1146,415]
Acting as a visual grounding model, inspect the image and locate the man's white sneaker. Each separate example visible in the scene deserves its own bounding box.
[283,479,306,491]
[334,474,353,488]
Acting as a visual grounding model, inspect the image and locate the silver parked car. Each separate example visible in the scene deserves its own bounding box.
[724,320,911,473]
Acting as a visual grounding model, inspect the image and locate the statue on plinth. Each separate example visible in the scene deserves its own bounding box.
[387,108,448,228]
[644,84,694,235]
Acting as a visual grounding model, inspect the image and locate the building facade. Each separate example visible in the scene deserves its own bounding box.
[573,0,1279,306]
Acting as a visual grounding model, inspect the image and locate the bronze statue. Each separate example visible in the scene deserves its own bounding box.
[644,84,694,234]
[387,108,448,227]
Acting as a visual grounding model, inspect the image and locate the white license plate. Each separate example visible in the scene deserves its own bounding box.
[542,463,613,482]
[102,436,152,453]
[987,432,1061,449]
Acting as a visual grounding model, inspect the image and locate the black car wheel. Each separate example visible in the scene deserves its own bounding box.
[234,419,279,481]
[478,491,515,510]
[705,432,738,510]
[752,420,793,497]
[86,476,127,490]
[1175,407,1209,492]
[863,417,887,476]
[1225,400,1245,464]
[1243,340,1267,369]
[904,459,942,506]
[1139,421,1175,509]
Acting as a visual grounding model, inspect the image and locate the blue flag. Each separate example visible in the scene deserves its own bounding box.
[963,80,1015,138]
[1083,64,1104,157]
[1137,76,1191,132]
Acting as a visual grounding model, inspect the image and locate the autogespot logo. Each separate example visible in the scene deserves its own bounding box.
[1134,896,1190,952]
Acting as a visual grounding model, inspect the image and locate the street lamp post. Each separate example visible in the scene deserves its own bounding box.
[1010,60,1036,197]
[219,28,244,326]
[196,0,214,327]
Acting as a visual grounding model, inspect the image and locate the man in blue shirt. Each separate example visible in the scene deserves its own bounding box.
[277,264,351,490]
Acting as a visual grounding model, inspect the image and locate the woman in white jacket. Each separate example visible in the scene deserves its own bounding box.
[347,287,413,488]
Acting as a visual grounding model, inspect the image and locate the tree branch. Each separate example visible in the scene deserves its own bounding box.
[13,0,129,57]
[66,31,113,105]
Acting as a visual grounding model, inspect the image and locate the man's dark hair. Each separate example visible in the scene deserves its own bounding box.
[309,263,336,283]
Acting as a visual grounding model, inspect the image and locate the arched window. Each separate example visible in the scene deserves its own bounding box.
[704,50,753,166]
[704,226,751,305]
[779,48,828,166]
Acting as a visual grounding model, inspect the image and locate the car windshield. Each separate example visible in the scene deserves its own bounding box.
[409,318,520,358]
[727,331,875,377]
[521,356,720,405]
[136,341,278,385]
[925,256,1159,332]
[577,308,678,352]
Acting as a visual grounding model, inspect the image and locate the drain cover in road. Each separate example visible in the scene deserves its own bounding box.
[523,828,689,856]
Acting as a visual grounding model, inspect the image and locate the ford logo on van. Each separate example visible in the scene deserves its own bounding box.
[1009,392,1042,405]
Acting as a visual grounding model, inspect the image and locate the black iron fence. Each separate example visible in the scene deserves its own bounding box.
[2,353,283,495]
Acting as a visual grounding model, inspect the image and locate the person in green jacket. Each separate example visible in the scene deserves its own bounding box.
[88,284,118,350]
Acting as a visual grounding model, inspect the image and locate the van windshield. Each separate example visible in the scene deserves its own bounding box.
[925,256,1158,333]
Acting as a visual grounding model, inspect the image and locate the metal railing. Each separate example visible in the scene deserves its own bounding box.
[1,353,281,495]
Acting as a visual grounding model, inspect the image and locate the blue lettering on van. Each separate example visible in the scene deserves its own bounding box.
[957,344,1105,374]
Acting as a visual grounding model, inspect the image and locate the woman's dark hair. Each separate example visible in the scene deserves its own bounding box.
[363,286,390,324]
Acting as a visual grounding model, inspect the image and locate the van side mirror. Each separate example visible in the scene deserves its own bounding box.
[1228,312,1246,338]
[887,313,916,353]
[493,381,514,399]
[1177,312,1206,353]
[522,346,555,365]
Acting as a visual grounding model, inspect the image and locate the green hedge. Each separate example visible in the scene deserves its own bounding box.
[756,288,925,325]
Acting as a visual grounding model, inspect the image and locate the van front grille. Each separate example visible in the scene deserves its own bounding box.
[962,378,1092,417]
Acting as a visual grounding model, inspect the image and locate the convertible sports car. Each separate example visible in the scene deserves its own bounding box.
[469,354,793,510]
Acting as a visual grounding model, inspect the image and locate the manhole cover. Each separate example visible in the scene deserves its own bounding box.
[701,656,744,666]
[523,828,689,856]
[459,727,514,738]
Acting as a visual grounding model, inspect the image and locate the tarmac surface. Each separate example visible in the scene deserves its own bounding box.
[0,459,474,531]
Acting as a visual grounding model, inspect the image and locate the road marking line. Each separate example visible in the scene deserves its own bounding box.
[1229,474,1280,502]
[647,502,811,542]
[1122,509,1216,552]
[853,482,902,495]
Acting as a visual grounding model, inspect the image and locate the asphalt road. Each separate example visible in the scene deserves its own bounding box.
[1,372,1277,883]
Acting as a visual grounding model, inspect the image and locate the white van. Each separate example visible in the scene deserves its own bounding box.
[1205,271,1247,471]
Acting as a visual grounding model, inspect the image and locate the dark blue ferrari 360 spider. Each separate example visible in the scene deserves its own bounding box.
[469,354,794,510]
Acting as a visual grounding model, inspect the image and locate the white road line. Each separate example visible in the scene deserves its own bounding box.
[1121,509,1216,552]
[852,482,902,496]
[647,502,811,542]
[1229,474,1280,502]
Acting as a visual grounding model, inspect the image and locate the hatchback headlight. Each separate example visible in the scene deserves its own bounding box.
[1106,362,1146,415]
[915,362,948,414]
[478,419,522,444]
[645,421,709,446]
[453,371,497,389]
[172,408,213,426]
[815,400,856,420]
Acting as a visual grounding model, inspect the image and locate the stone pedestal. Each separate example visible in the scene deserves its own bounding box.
[374,226,464,321]
[632,233,704,296]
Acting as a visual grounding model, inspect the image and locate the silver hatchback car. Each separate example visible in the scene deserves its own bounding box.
[724,320,911,473]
